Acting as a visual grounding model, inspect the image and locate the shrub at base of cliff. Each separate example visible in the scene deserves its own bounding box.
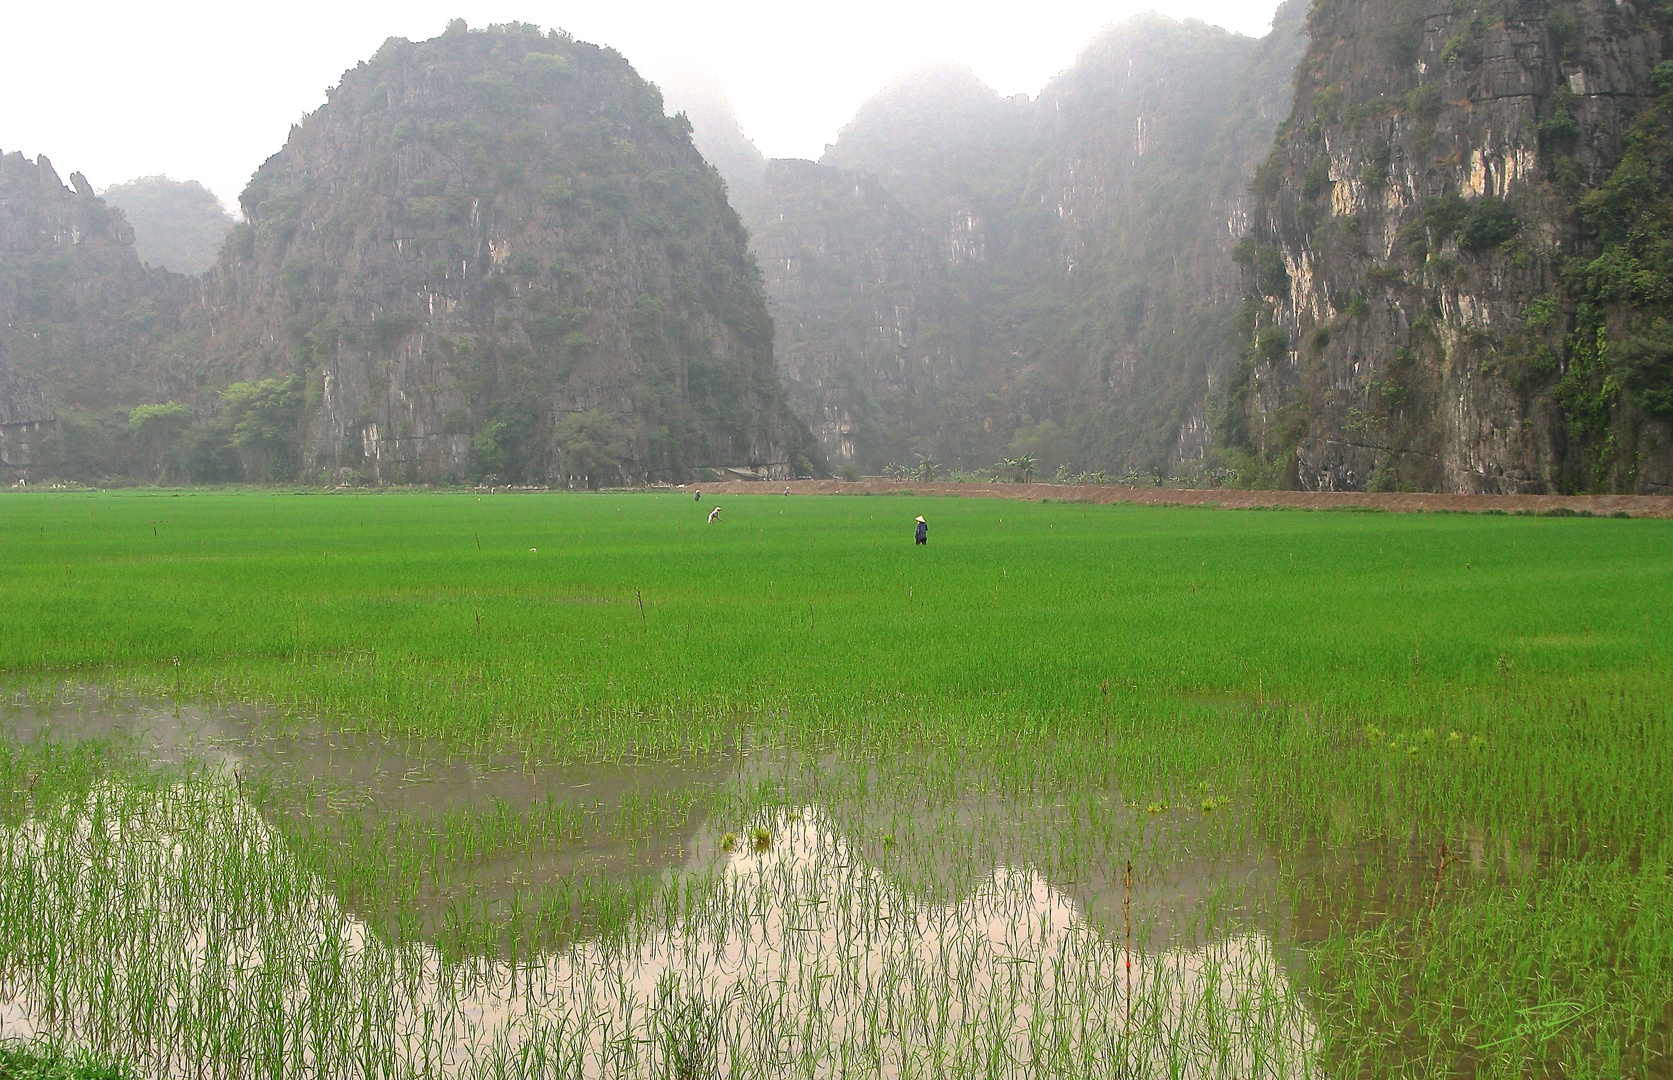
[126,403,191,481]
[220,378,305,483]
[553,410,634,489]
[33,378,305,486]
[1549,91,1673,489]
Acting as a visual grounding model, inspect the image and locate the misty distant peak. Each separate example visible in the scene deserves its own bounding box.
[869,62,1006,104]
[828,63,1018,153]
[101,175,234,276]
[1067,10,1256,70]
[656,69,766,216]
[816,59,1043,220]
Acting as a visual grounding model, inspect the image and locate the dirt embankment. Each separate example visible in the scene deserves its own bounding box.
[697,479,1673,518]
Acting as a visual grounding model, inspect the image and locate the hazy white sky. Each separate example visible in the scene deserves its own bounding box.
[1,0,1282,212]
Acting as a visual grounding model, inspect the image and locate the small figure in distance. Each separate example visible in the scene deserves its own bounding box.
[694,489,702,501]
[915,515,928,545]
[708,505,722,523]
[783,486,791,496]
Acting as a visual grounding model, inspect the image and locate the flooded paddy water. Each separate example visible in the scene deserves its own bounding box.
[3,688,1664,1079]
[3,691,1624,1078]
[0,692,1363,1078]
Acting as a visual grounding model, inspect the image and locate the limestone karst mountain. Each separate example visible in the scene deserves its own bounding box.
[199,21,816,485]
[1241,0,1673,493]
[731,7,1308,476]
[2,22,817,486]
[0,152,192,481]
[10,4,1673,492]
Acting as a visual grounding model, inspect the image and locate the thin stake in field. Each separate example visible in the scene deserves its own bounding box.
[1123,859,1133,1037]
[1430,843,1455,919]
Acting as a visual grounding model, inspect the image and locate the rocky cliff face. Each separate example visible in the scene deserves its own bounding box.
[739,9,1308,475]
[199,21,814,485]
[750,160,983,466]
[0,365,53,481]
[0,151,192,479]
[1019,11,1307,473]
[1242,0,1673,492]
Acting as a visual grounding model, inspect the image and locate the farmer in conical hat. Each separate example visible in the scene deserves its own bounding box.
[708,505,722,523]
[915,515,928,545]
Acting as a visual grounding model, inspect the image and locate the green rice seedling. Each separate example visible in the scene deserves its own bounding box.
[0,1039,127,1079]
[0,491,1669,1073]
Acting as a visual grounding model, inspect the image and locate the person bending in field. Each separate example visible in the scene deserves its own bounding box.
[915,515,928,545]
[694,489,702,501]
[708,506,722,523]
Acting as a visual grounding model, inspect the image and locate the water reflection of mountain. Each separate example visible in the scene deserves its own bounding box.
[0,772,1317,1079]
[4,695,1298,956]
[736,750,1289,949]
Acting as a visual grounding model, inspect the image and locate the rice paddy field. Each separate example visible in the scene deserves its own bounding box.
[0,489,1669,1078]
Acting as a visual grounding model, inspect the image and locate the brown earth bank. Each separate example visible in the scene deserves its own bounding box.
[695,480,1673,518]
